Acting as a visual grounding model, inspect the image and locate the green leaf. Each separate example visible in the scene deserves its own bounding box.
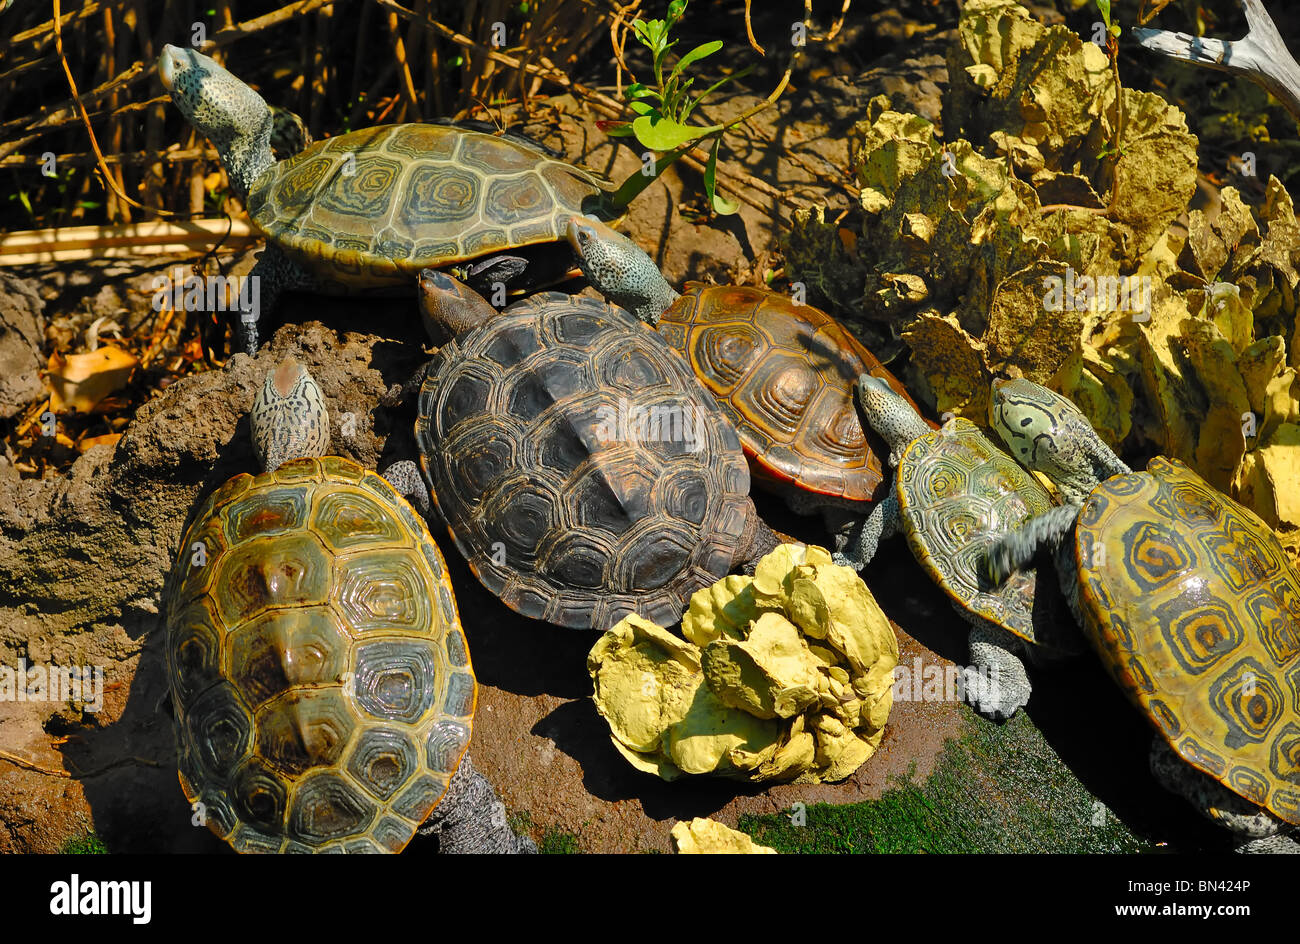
[667,0,688,24]
[705,136,739,215]
[632,19,655,48]
[675,40,722,73]
[627,82,654,99]
[1096,0,1111,27]
[629,99,657,116]
[632,114,703,151]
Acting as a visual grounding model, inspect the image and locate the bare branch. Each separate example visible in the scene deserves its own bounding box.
[1133,0,1300,124]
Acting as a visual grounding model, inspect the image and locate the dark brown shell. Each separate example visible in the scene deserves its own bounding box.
[246,124,607,291]
[415,292,755,630]
[163,457,473,853]
[655,283,920,503]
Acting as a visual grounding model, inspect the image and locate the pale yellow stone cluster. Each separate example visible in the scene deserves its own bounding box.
[588,545,899,784]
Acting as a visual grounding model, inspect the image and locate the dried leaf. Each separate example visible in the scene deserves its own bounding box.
[46,346,139,414]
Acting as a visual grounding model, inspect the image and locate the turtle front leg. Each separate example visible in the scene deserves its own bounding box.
[458,255,530,296]
[984,504,1080,585]
[419,753,537,854]
[1149,738,1299,853]
[381,360,434,408]
[961,619,1032,720]
[239,244,322,355]
[833,493,899,571]
[383,459,434,521]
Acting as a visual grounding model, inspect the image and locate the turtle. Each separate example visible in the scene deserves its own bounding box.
[566,217,924,522]
[831,375,1076,719]
[163,358,534,853]
[984,378,1300,852]
[382,271,784,631]
[157,44,617,355]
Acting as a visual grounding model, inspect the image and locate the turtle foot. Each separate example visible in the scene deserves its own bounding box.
[961,665,1030,720]
[962,623,1031,720]
[1235,833,1300,854]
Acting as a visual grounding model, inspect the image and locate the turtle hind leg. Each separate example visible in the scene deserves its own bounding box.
[1236,833,1300,853]
[734,501,784,575]
[419,753,537,854]
[832,493,899,571]
[1148,737,1297,852]
[238,244,323,355]
[961,619,1032,720]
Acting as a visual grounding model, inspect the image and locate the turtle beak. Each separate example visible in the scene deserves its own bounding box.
[989,377,1010,409]
[858,375,891,398]
[418,268,459,298]
[565,216,593,255]
[158,44,187,91]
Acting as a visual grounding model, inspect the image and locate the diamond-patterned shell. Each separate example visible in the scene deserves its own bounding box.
[163,456,474,853]
[246,124,606,291]
[415,292,754,630]
[1075,456,1300,826]
[896,419,1061,646]
[658,284,919,503]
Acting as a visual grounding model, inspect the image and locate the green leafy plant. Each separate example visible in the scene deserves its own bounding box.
[604,0,789,216]
[1094,0,1128,168]
[620,3,745,152]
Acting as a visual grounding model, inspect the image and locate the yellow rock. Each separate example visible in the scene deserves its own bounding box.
[587,546,899,784]
[587,615,703,755]
[661,685,782,777]
[670,818,776,854]
[1255,425,1300,528]
[703,612,823,720]
[900,311,990,420]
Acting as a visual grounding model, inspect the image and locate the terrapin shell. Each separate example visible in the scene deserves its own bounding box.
[1074,456,1300,825]
[895,418,1062,646]
[656,284,919,503]
[414,292,756,630]
[164,456,475,853]
[246,124,607,292]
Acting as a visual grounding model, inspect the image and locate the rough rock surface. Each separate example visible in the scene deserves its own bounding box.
[0,273,45,421]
